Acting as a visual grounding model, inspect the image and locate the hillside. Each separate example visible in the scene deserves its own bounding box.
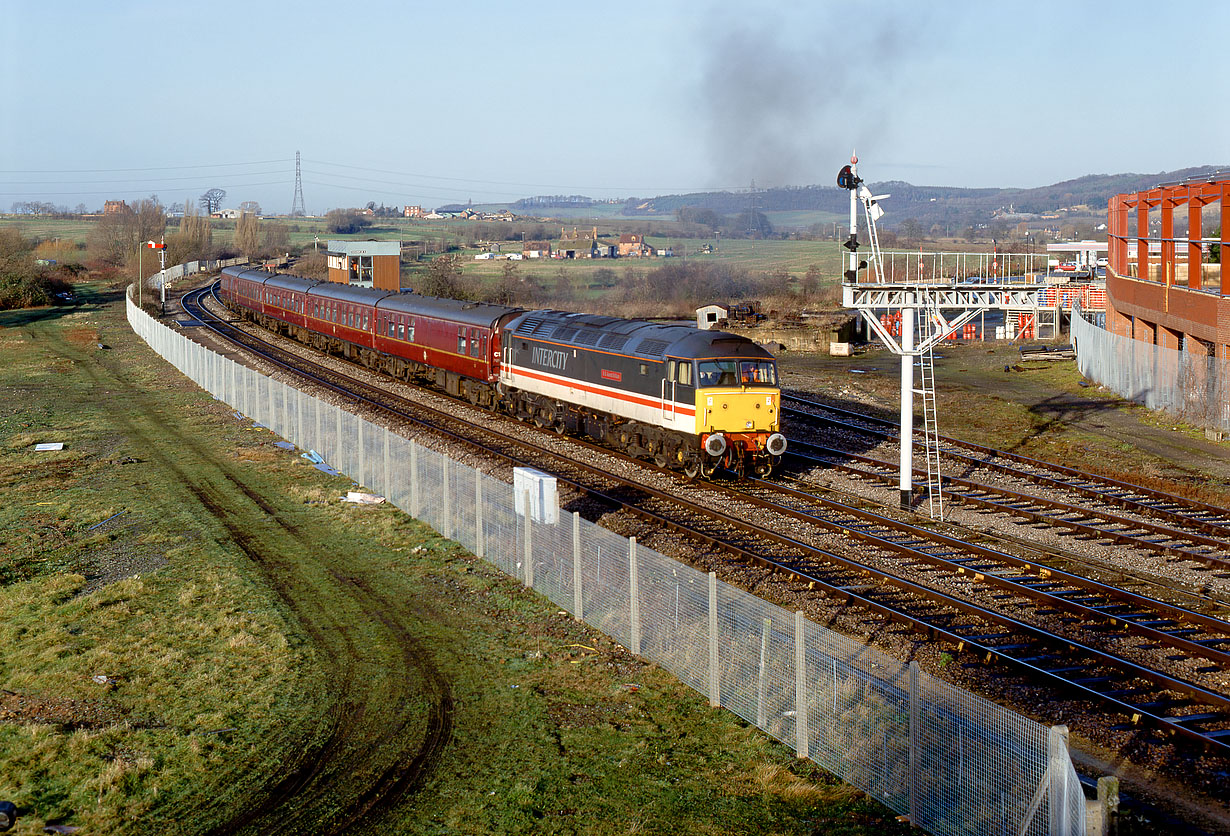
[515,165,1226,232]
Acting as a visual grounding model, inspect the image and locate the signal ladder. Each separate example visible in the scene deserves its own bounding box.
[914,300,944,520]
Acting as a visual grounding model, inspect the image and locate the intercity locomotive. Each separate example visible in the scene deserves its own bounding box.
[220,266,786,477]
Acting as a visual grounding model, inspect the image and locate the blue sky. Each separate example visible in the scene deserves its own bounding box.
[2,0,1226,214]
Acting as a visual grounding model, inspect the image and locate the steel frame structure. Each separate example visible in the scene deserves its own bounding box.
[1108,178,1229,295]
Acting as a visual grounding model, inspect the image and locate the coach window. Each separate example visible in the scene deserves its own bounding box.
[407,320,415,341]
[458,330,467,355]
[470,330,480,357]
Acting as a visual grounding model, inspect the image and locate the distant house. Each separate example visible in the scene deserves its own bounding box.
[618,233,652,257]
[404,205,424,218]
[103,200,130,215]
[523,241,552,258]
[212,208,242,219]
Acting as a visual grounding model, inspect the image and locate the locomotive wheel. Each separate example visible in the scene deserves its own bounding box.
[754,461,771,477]
[701,459,719,478]
[533,413,548,429]
[554,421,566,436]
[654,453,670,469]
[683,459,701,479]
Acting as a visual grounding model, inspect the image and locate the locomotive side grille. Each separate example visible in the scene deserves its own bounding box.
[575,329,604,346]
[598,333,630,351]
[552,326,579,341]
[517,315,544,334]
[636,338,670,357]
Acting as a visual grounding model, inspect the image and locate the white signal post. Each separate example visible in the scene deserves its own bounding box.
[839,153,915,507]
[157,238,167,314]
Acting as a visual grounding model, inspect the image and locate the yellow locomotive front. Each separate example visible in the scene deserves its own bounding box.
[694,357,787,477]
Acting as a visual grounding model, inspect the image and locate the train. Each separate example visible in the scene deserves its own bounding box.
[219,266,787,478]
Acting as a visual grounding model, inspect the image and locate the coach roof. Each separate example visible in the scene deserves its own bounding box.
[377,293,521,328]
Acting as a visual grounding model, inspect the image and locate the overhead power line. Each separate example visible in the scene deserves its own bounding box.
[0,159,292,175]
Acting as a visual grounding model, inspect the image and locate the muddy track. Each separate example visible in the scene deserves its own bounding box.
[55,323,454,833]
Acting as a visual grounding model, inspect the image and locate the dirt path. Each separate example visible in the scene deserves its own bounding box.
[47,323,454,834]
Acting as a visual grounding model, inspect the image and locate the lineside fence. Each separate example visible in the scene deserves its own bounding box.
[140,257,248,290]
[1072,305,1230,433]
[128,286,1086,836]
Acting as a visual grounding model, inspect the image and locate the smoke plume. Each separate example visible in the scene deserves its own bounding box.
[694,4,927,188]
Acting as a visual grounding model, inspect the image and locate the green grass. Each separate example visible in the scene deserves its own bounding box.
[0,283,911,834]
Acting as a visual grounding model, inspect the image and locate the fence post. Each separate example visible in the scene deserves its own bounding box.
[572,511,583,621]
[794,611,808,759]
[628,536,641,655]
[707,572,719,708]
[522,489,533,588]
[757,617,770,728]
[314,394,321,456]
[358,419,366,487]
[909,660,919,827]
[1048,725,1072,836]
[442,458,452,540]
[475,474,484,559]
[383,428,391,501]
[335,405,343,473]
[1090,775,1119,836]
[410,443,420,518]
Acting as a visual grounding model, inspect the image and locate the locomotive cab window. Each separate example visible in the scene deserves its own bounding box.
[698,359,775,386]
[678,362,692,386]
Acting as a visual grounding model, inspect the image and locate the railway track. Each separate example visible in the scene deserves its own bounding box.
[784,394,1230,543]
[179,282,1230,760]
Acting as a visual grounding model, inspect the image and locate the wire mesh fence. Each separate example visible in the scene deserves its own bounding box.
[129,289,1085,836]
[1072,305,1230,433]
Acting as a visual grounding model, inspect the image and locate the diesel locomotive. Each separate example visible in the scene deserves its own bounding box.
[219,266,786,477]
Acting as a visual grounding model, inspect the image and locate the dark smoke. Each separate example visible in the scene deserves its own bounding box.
[695,5,926,188]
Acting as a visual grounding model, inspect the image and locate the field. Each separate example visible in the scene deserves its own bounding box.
[0,286,912,834]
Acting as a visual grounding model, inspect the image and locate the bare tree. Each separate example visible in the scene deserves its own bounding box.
[199,188,226,214]
[417,253,466,299]
[239,200,262,215]
[234,211,261,258]
[166,206,213,265]
[87,196,166,268]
